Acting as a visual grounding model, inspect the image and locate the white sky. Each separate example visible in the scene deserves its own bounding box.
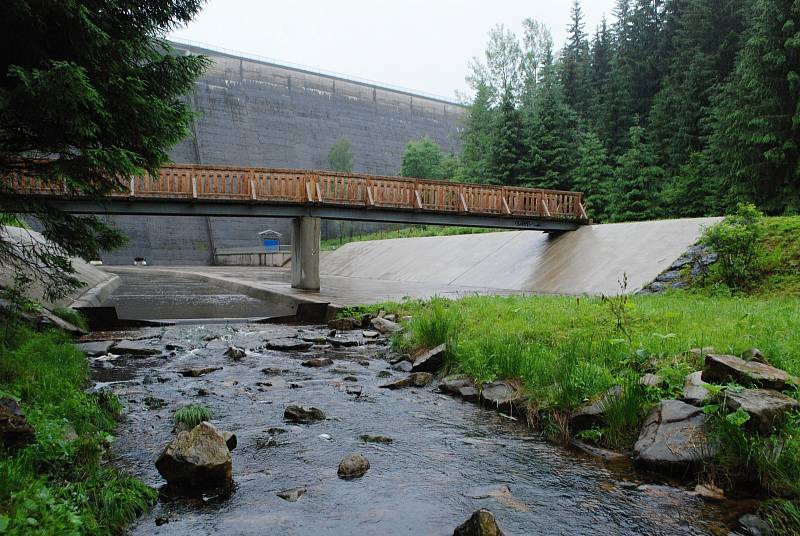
[169,0,617,100]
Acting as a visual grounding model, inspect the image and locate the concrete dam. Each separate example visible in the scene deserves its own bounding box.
[101,42,466,265]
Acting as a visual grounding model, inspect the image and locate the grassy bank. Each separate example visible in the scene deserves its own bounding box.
[321,225,503,251]
[352,292,800,503]
[0,323,155,534]
[695,215,800,297]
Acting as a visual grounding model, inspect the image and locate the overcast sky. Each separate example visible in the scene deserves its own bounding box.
[169,0,617,100]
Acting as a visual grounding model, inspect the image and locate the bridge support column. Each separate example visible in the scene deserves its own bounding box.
[291,216,321,291]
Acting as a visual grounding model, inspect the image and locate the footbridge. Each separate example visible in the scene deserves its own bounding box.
[7,164,589,290]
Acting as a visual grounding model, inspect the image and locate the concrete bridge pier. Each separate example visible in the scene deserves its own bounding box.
[291,217,321,290]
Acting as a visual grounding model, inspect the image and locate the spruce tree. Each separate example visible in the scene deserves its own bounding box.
[589,18,613,139]
[0,0,207,299]
[604,0,637,154]
[610,125,666,221]
[649,0,749,172]
[460,82,496,183]
[561,0,592,117]
[521,44,580,190]
[489,89,525,186]
[574,131,614,221]
[708,0,800,212]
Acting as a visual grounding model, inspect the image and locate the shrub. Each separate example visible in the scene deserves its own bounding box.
[700,204,765,289]
[173,404,212,428]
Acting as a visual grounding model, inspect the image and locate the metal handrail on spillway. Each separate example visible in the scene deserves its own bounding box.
[6,164,589,222]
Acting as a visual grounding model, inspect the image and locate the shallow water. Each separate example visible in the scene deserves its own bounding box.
[92,323,745,536]
[103,271,290,320]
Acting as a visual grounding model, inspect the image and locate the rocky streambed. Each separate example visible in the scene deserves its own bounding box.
[86,322,747,535]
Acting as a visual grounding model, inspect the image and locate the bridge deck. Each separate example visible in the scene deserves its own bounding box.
[8,164,589,231]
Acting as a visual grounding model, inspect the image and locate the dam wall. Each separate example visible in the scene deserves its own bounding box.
[101,42,465,265]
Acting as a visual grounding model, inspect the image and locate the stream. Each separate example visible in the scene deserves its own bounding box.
[88,320,747,535]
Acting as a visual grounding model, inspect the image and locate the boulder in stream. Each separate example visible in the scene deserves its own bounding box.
[702,354,798,391]
[337,453,370,479]
[155,422,232,490]
[411,343,447,373]
[328,317,358,331]
[112,339,161,357]
[264,338,315,352]
[284,405,326,423]
[370,317,403,335]
[379,372,433,390]
[633,400,715,472]
[453,509,505,536]
[302,357,333,368]
[439,375,480,402]
[224,346,246,360]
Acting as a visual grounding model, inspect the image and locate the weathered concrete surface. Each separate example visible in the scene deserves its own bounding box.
[321,218,721,295]
[291,217,321,291]
[99,218,720,309]
[169,42,463,175]
[0,226,119,308]
[93,40,464,267]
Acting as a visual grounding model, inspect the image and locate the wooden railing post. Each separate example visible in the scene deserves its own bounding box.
[366,178,375,207]
[129,177,134,197]
[192,176,198,199]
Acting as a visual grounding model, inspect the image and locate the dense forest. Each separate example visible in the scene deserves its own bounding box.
[405,0,799,222]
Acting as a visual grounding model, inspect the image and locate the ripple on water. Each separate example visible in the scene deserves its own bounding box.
[93,323,739,536]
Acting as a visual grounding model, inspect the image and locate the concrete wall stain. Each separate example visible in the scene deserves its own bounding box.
[102,44,465,265]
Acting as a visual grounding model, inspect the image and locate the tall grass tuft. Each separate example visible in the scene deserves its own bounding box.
[409,297,457,350]
[173,404,213,428]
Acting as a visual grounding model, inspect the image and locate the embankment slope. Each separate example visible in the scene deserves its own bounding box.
[321,218,721,295]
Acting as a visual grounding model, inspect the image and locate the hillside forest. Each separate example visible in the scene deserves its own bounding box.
[390,0,799,222]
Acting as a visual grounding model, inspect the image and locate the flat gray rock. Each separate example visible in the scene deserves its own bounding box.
[703,354,798,391]
[277,487,307,502]
[77,340,115,357]
[264,338,314,352]
[481,380,524,411]
[726,388,800,434]
[380,372,434,390]
[411,343,446,373]
[682,371,710,406]
[634,400,715,472]
[569,387,622,432]
[112,339,161,356]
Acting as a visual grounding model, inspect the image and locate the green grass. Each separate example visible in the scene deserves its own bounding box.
[759,499,800,536]
[173,404,212,428]
[321,225,503,251]
[0,213,29,229]
[352,292,800,513]
[51,306,88,331]
[757,216,800,296]
[0,325,156,535]
[696,216,800,297]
